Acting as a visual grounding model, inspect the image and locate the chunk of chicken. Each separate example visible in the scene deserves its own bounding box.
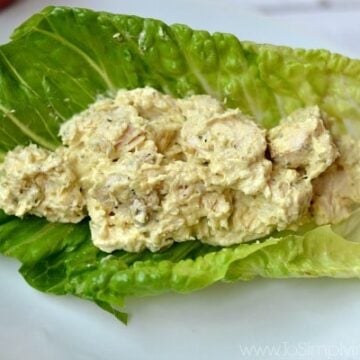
[87,154,233,253]
[0,145,85,223]
[312,135,360,224]
[178,94,224,121]
[201,167,313,246]
[268,106,338,179]
[181,107,272,195]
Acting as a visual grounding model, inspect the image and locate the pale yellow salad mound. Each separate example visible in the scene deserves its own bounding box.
[0,88,359,253]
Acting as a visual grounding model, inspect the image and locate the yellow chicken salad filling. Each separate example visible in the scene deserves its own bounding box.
[1,88,359,252]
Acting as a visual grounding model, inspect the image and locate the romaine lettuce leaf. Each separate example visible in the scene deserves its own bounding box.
[2,210,360,326]
[0,6,360,323]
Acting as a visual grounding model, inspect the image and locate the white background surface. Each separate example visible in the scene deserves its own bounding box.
[1,1,360,360]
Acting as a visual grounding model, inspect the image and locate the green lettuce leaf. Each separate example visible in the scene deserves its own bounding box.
[2,210,360,323]
[1,6,360,323]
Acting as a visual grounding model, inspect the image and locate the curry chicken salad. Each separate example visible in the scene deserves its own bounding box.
[0,88,359,253]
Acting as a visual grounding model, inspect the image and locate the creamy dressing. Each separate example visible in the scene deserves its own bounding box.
[0,145,85,223]
[0,87,358,252]
[311,135,360,224]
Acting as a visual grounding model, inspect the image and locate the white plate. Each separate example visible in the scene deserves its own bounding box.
[1,1,359,360]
